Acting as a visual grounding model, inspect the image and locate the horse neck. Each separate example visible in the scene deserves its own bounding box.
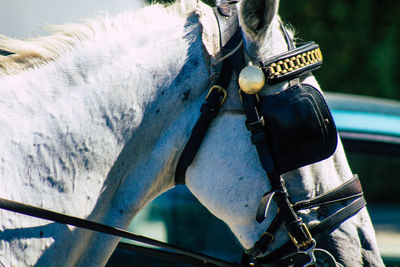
[0,6,211,266]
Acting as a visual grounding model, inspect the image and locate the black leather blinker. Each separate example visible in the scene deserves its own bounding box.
[260,84,338,174]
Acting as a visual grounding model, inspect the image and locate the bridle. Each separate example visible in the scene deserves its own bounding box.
[175,2,365,266]
[0,3,366,267]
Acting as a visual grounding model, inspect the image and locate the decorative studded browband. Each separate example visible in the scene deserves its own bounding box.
[262,42,323,84]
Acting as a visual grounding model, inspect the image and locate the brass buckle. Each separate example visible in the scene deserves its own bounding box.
[260,231,274,242]
[288,223,314,250]
[205,85,228,105]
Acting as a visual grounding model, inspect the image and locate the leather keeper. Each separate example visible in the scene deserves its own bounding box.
[246,116,265,132]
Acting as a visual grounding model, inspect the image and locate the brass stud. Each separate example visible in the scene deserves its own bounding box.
[238,65,266,95]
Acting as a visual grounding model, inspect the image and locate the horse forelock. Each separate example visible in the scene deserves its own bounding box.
[0,0,200,76]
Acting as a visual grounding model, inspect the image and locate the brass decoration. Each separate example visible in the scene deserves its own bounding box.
[267,48,323,79]
[238,65,265,94]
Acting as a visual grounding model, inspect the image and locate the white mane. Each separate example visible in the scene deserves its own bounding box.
[0,1,198,76]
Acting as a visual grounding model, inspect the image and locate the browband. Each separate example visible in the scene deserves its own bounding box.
[261,42,323,84]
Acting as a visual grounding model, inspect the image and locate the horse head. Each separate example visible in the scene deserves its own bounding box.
[185,0,384,266]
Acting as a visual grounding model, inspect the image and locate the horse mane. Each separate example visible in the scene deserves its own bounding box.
[0,1,198,76]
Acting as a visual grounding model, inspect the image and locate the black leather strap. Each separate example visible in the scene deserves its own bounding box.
[0,49,14,56]
[245,214,284,258]
[240,91,281,188]
[239,24,326,258]
[309,194,366,235]
[175,84,229,185]
[0,197,238,267]
[175,6,244,185]
[293,175,363,211]
[254,194,366,265]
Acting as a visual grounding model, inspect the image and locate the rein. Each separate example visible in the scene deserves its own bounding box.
[0,49,14,56]
[0,197,237,267]
[0,3,366,267]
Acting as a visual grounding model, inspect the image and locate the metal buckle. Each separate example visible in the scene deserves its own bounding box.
[282,239,317,267]
[205,85,228,105]
[288,223,314,249]
[302,239,317,267]
[288,223,318,266]
[259,231,274,242]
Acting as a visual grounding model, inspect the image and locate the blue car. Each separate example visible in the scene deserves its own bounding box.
[107,93,400,267]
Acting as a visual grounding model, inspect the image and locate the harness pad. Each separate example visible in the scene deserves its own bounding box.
[260,84,337,174]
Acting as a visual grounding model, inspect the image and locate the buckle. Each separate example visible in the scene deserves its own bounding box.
[205,85,228,105]
[288,223,314,249]
[260,232,274,242]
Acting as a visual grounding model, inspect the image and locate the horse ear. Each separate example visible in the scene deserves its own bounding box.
[239,0,280,39]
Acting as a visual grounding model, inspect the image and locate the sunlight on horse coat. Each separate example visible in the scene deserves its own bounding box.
[0,0,383,266]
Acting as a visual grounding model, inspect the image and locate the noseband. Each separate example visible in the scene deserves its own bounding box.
[176,3,366,266]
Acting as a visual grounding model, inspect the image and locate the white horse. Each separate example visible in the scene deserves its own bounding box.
[0,0,384,266]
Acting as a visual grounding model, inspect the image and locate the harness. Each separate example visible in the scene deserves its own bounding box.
[175,3,365,266]
[0,3,366,267]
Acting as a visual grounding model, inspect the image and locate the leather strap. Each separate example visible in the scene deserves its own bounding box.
[254,194,366,265]
[241,89,315,252]
[174,83,229,185]
[293,175,363,211]
[0,49,14,56]
[245,214,284,258]
[309,194,366,235]
[249,176,363,258]
[175,5,244,185]
[0,197,238,267]
[239,24,323,257]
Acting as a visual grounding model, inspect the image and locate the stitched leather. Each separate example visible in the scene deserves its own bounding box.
[293,175,363,211]
[260,84,338,175]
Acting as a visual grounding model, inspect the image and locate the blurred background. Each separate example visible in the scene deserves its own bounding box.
[0,0,143,38]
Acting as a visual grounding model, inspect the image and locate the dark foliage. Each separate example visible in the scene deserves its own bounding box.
[279,0,400,100]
